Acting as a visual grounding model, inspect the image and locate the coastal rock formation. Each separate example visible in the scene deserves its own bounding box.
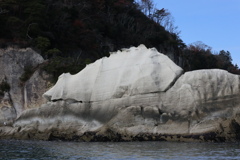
[0,48,52,126]
[1,45,240,142]
[43,44,183,102]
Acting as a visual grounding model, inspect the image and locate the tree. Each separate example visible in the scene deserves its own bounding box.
[35,36,50,53]
[218,50,232,64]
[135,0,155,19]
[135,1,179,35]
[188,41,212,52]
[152,8,170,24]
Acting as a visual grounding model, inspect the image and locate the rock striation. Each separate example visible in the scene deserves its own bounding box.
[1,45,240,142]
[43,44,183,102]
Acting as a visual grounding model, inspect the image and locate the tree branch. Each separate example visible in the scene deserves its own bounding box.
[26,23,37,40]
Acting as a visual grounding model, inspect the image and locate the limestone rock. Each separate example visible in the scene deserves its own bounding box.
[163,69,240,119]
[43,45,183,102]
[1,45,240,142]
[0,92,16,126]
[0,47,52,126]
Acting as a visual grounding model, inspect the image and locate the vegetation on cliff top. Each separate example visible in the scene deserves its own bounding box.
[0,0,239,81]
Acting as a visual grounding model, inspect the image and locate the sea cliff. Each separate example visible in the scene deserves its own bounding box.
[0,47,52,126]
[1,45,240,142]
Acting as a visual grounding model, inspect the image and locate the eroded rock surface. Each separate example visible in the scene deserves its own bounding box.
[0,48,52,126]
[43,45,183,102]
[1,45,240,142]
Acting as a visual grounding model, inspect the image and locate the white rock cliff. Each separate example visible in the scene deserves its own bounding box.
[1,45,240,142]
[43,44,183,102]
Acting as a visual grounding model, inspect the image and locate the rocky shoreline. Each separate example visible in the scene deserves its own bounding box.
[1,118,240,142]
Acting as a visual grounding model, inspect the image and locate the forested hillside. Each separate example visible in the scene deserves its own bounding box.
[0,0,239,81]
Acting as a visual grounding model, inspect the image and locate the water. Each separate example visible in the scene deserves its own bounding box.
[0,140,240,160]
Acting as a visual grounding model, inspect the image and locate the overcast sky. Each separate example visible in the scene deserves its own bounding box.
[152,0,240,66]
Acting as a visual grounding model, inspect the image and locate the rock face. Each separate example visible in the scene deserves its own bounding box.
[0,48,52,126]
[1,45,240,142]
[44,44,183,102]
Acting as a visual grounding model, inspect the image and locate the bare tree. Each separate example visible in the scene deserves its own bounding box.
[152,8,170,24]
[136,0,154,18]
[135,1,180,35]
[188,41,212,52]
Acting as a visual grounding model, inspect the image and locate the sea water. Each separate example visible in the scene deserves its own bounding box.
[1,140,240,160]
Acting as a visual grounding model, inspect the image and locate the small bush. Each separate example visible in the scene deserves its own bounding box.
[35,36,50,52]
[19,65,35,82]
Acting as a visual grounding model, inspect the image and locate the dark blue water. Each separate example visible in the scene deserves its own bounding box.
[0,140,240,160]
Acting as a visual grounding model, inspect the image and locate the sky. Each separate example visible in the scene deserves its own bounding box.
[153,0,240,66]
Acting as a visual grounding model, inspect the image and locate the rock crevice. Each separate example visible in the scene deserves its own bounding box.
[0,47,52,126]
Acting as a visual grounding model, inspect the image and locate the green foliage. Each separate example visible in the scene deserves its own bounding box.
[218,50,232,64]
[7,16,23,28]
[84,59,92,65]
[35,36,51,52]
[45,48,61,57]
[0,0,180,54]
[182,42,239,74]
[0,0,239,76]
[19,65,35,83]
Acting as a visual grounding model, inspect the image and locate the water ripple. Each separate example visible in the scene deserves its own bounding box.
[0,140,240,160]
